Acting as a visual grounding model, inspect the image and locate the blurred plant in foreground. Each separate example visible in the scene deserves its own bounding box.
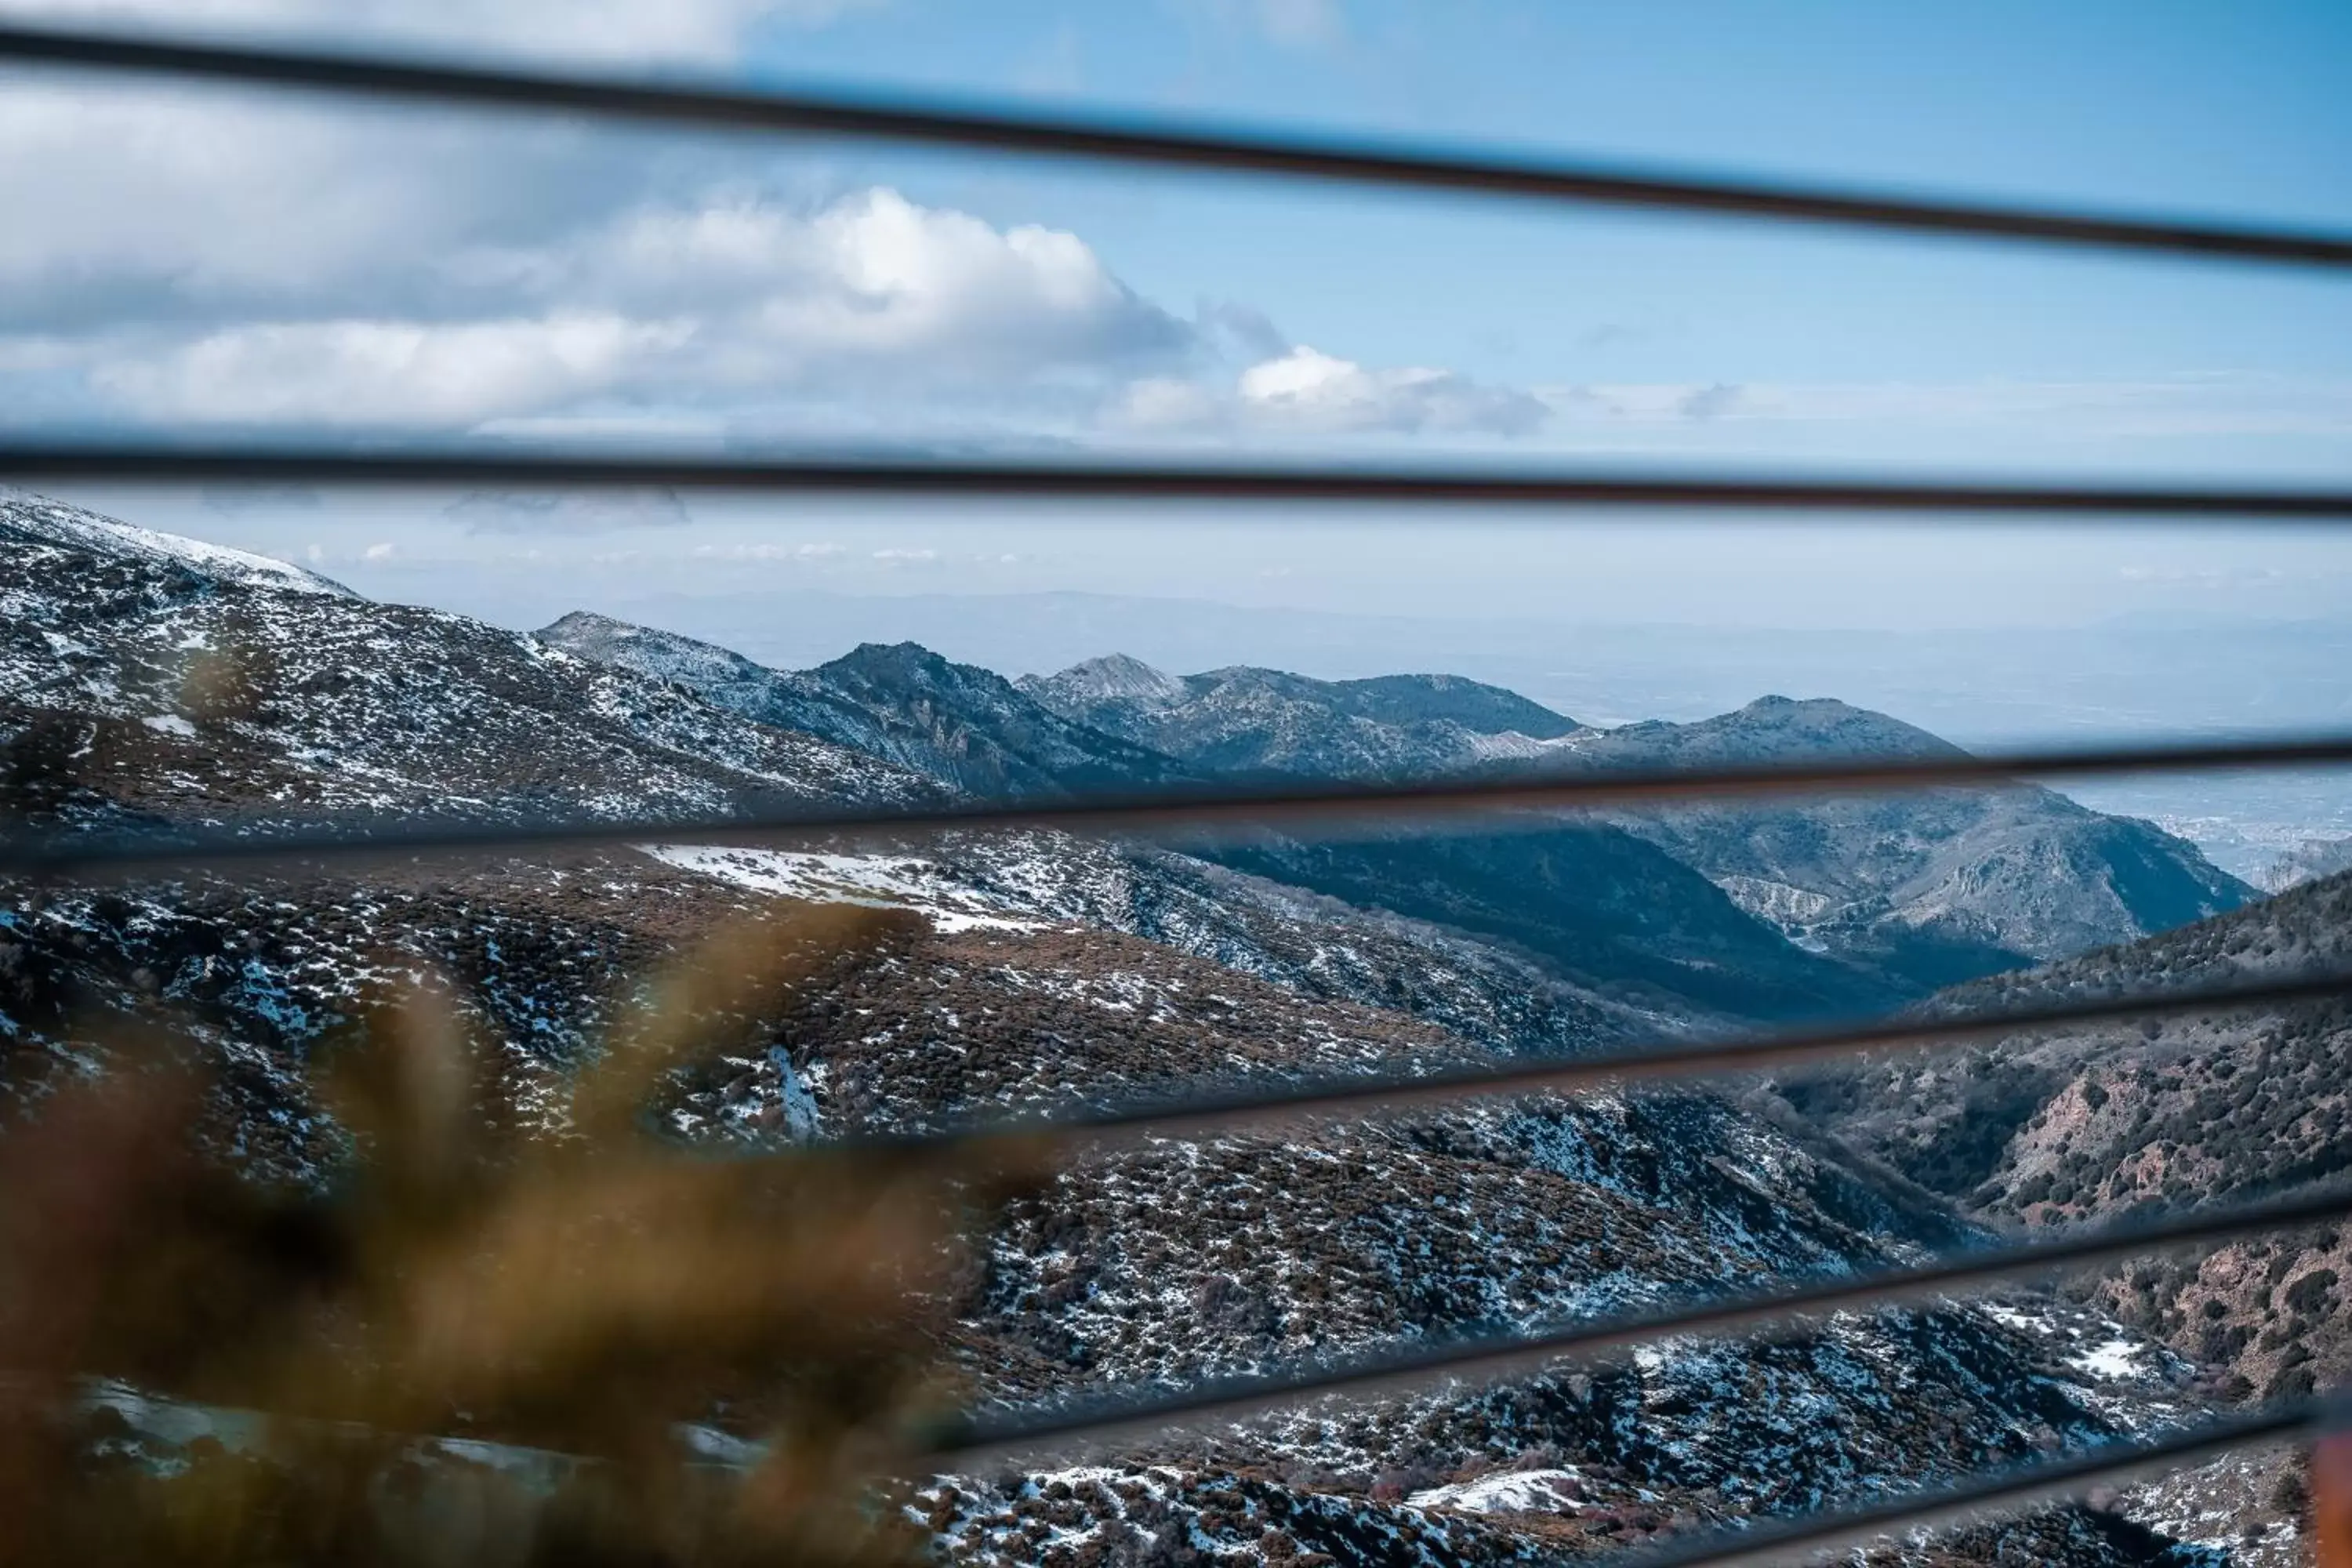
[0,901,1014,1566]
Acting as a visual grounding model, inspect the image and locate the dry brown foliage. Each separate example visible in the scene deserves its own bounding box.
[0,901,1025,1567]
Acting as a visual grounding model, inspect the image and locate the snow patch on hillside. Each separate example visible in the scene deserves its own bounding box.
[1456,729,1578,763]
[1712,874,1836,927]
[2069,1336,2150,1380]
[638,844,1051,933]
[1408,1468,1587,1515]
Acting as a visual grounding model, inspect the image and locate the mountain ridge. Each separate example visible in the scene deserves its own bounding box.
[1019,652,1583,781]
[553,628,1901,1019]
[539,614,1200,800]
[1012,655,2249,989]
[550,630,2251,1016]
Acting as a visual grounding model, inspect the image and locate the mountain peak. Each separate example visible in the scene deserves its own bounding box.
[1028,652,1189,710]
[818,641,992,695]
[1589,694,1959,763]
[841,640,946,665]
[546,623,1198,800]
[1328,672,1580,739]
[1714,695,1962,758]
[532,612,767,699]
[536,609,647,651]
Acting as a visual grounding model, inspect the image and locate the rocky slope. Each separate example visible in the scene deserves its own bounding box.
[0,487,356,598]
[2257,834,2352,893]
[635,834,1657,1062]
[550,620,1890,1022]
[2,844,2213,1565]
[2,493,1646,1069]
[1571,698,2255,993]
[1773,869,2352,1555]
[0,496,2271,1564]
[1203,817,1901,1022]
[2,499,931,844]
[571,626,2246,1019]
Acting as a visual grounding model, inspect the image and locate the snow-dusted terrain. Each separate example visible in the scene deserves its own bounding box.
[0,493,2307,1565]
[560,622,2250,1016]
[1,494,932,838]
[1,488,354,597]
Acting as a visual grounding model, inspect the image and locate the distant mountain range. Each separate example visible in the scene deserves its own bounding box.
[542,622,2252,1019]
[551,583,2352,884]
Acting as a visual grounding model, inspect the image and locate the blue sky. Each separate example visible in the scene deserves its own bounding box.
[9,0,2352,634]
[750,0,2352,411]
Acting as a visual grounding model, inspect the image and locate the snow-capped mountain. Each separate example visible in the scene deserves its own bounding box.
[567,628,2247,1020]
[1,488,354,598]
[0,497,2281,1564]
[2,495,932,841]
[539,614,1199,799]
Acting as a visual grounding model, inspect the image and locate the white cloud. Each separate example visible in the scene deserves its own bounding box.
[362,542,394,561]
[0,0,872,64]
[45,187,1194,428]
[0,9,1513,449]
[583,190,1185,379]
[1109,347,1553,440]
[691,542,846,561]
[93,313,687,425]
[0,1,887,321]
[0,85,486,311]
[1232,345,1548,435]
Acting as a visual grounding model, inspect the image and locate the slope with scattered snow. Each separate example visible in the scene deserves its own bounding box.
[2,490,354,597]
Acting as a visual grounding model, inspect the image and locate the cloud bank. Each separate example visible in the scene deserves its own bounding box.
[0,0,1558,448]
[71,188,1195,427]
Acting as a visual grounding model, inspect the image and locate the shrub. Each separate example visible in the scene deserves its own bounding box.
[2264,1364,2318,1401]
[2283,1269,2339,1315]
